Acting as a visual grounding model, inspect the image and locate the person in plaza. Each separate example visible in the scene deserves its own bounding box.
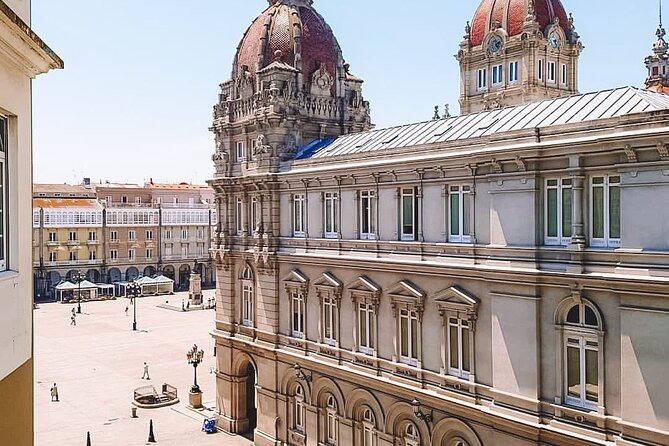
[71,307,75,316]
[181,300,185,311]
[141,362,150,380]
[50,383,59,402]
[70,313,76,326]
[125,305,128,316]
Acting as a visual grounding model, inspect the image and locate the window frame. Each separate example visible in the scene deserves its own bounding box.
[235,197,244,236]
[325,395,338,445]
[399,308,419,366]
[544,178,573,246]
[323,192,339,239]
[293,384,306,433]
[547,60,556,83]
[359,190,376,240]
[321,294,338,346]
[590,175,621,248]
[447,185,472,243]
[538,59,544,81]
[476,68,487,91]
[400,187,418,241]
[557,299,605,412]
[236,141,246,162]
[293,194,306,237]
[250,196,260,235]
[491,64,503,86]
[241,266,254,326]
[291,290,306,338]
[508,60,519,84]
[560,63,568,85]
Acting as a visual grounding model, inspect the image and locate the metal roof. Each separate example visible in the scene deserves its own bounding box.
[299,87,669,161]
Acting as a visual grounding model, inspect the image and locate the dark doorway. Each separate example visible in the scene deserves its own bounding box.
[244,363,257,439]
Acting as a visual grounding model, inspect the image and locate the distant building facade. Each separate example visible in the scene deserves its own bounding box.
[33,181,217,300]
[0,1,63,445]
[210,2,669,446]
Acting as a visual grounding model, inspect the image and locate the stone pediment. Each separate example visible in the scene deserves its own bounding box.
[313,272,342,290]
[434,286,479,310]
[347,275,380,295]
[283,269,309,286]
[387,280,425,304]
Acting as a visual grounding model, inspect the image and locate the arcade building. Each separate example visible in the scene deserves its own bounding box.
[209,1,669,445]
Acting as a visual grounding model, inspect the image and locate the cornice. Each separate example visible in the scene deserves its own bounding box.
[0,0,63,77]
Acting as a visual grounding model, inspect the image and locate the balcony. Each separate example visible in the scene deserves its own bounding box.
[67,240,80,246]
[86,239,100,245]
[46,241,60,247]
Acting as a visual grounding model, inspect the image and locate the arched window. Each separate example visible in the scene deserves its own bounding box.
[558,299,604,411]
[361,407,376,446]
[293,384,306,432]
[241,266,254,326]
[325,395,338,445]
[403,422,420,446]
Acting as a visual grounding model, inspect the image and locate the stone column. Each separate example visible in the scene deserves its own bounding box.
[569,174,586,249]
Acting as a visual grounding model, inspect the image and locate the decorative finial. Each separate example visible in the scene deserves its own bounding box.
[463,21,471,39]
[444,104,451,119]
[654,1,668,55]
[527,0,536,21]
[432,106,440,120]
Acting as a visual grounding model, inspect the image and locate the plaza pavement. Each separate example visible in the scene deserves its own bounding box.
[34,291,252,446]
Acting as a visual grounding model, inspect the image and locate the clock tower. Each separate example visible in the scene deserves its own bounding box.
[457,0,583,114]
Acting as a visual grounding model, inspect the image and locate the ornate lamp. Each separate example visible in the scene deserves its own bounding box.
[186,344,205,393]
[411,399,433,423]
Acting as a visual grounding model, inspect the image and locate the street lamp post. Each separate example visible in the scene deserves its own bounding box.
[126,282,141,331]
[186,344,204,393]
[72,271,86,314]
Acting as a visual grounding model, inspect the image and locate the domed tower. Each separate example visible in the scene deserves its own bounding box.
[457,0,583,114]
[211,0,372,177]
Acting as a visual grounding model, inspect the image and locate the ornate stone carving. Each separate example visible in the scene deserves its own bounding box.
[310,62,334,96]
[657,142,669,160]
[624,145,638,163]
[254,134,272,157]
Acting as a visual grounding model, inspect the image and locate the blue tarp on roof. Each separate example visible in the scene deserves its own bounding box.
[294,137,336,160]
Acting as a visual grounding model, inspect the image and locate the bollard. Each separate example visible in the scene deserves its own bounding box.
[148,419,156,443]
[86,431,91,446]
[131,406,137,418]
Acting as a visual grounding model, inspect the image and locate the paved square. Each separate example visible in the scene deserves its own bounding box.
[34,291,252,446]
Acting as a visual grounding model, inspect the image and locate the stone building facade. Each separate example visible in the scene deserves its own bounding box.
[32,181,217,299]
[210,1,669,446]
[0,1,62,445]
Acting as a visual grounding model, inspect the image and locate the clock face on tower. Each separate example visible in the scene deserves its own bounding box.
[488,36,503,54]
[548,32,560,50]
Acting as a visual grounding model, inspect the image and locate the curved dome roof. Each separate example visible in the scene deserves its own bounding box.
[470,0,570,47]
[234,0,340,88]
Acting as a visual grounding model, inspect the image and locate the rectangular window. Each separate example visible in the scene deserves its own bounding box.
[547,61,556,82]
[182,229,188,240]
[293,194,306,237]
[492,64,503,85]
[48,252,57,263]
[197,229,204,240]
[105,196,112,205]
[509,61,519,83]
[165,229,172,240]
[448,317,471,378]
[401,188,417,241]
[236,141,246,162]
[538,59,544,81]
[110,250,118,260]
[69,251,78,262]
[242,281,253,325]
[128,249,135,261]
[128,230,136,241]
[545,178,573,245]
[89,251,96,261]
[110,230,118,241]
[591,175,621,247]
[561,63,567,84]
[182,245,189,257]
[48,232,57,242]
[477,68,487,91]
[399,309,419,365]
[146,230,153,240]
[88,231,96,241]
[135,197,141,205]
[121,196,128,204]
[448,185,472,243]
[360,190,376,240]
[565,336,599,409]
[69,231,77,241]
[358,303,375,354]
[146,249,152,259]
[324,192,339,238]
[322,296,338,346]
[251,196,260,235]
[235,198,244,235]
[165,245,173,256]
[291,291,305,338]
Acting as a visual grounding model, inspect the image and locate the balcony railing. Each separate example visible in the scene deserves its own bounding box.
[86,239,100,245]
[46,241,60,247]
[67,240,80,246]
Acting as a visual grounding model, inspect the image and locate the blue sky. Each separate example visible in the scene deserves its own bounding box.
[31,0,661,185]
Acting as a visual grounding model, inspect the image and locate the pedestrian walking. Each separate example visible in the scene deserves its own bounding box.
[71,307,76,316]
[125,306,129,316]
[181,300,185,311]
[50,383,59,402]
[141,362,150,380]
[70,314,76,326]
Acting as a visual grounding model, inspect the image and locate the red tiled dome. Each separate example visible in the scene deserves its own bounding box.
[234,0,339,92]
[470,0,570,47]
